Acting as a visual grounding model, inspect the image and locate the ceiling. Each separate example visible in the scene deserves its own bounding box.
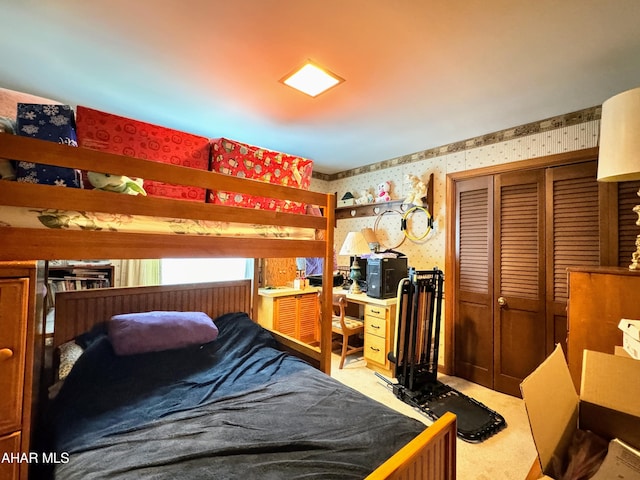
[2,1,640,175]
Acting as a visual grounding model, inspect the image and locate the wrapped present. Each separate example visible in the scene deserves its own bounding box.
[210,138,313,213]
[76,106,210,201]
[15,104,82,187]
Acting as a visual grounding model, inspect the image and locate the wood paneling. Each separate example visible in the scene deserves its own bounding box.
[262,258,297,287]
[54,280,252,349]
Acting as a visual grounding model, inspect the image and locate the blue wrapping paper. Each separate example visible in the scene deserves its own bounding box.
[15,103,82,187]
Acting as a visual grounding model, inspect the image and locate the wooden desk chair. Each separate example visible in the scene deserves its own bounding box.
[331,294,365,369]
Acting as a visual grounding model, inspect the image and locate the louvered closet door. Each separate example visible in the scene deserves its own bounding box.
[545,162,600,353]
[493,170,546,397]
[454,176,494,389]
[451,153,605,397]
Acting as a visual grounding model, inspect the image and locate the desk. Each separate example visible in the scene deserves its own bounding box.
[334,288,397,377]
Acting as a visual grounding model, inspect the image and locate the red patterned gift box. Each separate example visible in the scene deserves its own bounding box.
[76,106,210,201]
[209,138,313,213]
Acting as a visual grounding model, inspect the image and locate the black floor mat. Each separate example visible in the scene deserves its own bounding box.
[412,381,507,442]
[378,376,507,442]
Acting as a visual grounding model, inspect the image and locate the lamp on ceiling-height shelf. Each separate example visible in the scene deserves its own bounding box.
[598,86,640,270]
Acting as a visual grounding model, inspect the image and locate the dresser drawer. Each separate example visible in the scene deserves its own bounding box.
[365,316,386,339]
[0,431,21,480]
[0,279,28,436]
[365,333,387,364]
[365,304,387,320]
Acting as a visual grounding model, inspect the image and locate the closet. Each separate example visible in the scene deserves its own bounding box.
[444,148,638,397]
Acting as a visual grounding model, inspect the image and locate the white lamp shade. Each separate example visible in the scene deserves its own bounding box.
[598,86,640,182]
[339,231,370,256]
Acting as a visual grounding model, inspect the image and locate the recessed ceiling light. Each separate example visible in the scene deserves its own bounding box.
[280,60,344,97]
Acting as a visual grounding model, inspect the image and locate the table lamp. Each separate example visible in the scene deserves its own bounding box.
[339,231,371,293]
[598,86,640,270]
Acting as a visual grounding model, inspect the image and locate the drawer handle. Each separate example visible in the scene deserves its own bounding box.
[0,348,13,361]
[371,309,381,314]
[371,325,381,329]
[369,346,380,352]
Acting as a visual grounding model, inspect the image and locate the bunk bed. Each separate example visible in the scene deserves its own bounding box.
[0,134,456,480]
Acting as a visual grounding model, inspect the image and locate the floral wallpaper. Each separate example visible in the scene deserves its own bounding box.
[310,107,601,276]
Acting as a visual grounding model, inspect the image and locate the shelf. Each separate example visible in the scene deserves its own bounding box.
[45,261,114,308]
[336,173,433,220]
[336,200,407,220]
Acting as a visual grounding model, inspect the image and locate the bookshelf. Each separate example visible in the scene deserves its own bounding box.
[46,261,114,308]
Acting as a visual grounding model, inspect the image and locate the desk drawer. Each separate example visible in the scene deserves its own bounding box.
[365,334,386,364]
[365,304,387,320]
[365,316,386,338]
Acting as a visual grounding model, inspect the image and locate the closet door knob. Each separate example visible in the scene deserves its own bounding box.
[0,348,13,361]
[497,296,507,307]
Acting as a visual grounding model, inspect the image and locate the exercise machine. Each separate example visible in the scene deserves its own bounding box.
[377,268,506,442]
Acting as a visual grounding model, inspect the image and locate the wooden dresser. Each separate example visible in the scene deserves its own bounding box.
[0,261,43,480]
[567,266,640,389]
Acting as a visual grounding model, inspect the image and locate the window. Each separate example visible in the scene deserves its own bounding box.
[161,258,251,285]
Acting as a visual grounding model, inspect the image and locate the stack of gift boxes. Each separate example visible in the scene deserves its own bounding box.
[7,103,313,211]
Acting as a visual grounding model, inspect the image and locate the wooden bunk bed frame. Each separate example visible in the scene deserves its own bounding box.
[0,134,456,480]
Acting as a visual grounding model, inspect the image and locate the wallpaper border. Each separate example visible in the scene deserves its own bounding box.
[313,105,601,182]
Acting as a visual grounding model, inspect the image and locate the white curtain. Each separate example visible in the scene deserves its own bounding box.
[111,259,161,287]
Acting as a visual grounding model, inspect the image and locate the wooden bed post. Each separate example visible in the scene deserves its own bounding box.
[320,193,336,375]
[251,259,260,319]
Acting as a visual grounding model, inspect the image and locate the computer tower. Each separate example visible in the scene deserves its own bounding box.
[366,257,408,299]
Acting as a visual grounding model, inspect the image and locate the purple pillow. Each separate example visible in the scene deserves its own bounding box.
[108,311,218,356]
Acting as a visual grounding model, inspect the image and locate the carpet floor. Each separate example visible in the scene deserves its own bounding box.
[330,353,539,480]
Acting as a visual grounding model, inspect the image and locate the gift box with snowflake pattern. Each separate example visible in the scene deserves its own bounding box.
[15,103,82,187]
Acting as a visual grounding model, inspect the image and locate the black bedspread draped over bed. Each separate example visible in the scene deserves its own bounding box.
[47,312,425,479]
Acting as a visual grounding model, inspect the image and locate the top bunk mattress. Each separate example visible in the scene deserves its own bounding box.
[0,205,317,239]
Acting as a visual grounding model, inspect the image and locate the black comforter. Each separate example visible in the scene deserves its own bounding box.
[48,312,425,479]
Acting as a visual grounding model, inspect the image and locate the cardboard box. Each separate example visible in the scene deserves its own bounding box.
[619,319,640,360]
[209,138,313,213]
[521,345,640,479]
[615,345,633,358]
[76,106,210,201]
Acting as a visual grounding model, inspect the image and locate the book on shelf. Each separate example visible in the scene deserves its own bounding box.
[46,261,113,307]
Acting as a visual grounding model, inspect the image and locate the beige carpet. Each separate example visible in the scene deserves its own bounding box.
[330,353,539,480]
